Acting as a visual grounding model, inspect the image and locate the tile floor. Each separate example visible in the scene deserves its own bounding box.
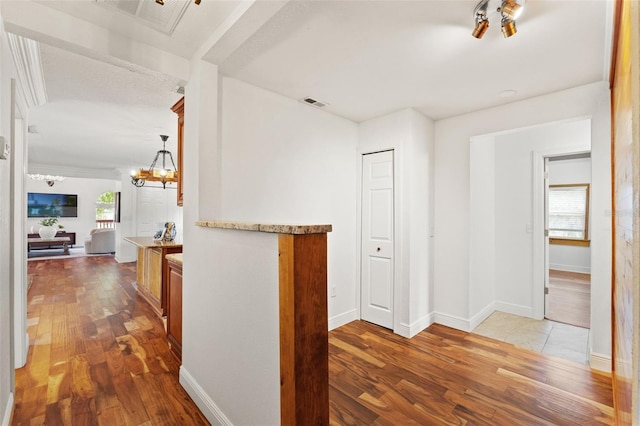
[472,311,590,365]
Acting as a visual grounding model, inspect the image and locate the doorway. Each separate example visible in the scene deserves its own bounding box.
[360,150,394,329]
[544,154,592,329]
[469,118,598,366]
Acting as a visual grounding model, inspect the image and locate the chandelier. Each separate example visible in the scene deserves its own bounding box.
[131,135,178,189]
[28,174,66,187]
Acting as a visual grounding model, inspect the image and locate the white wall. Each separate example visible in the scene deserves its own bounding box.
[25,176,117,245]
[358,108,435,337]
[469,136,495,323]
[182,71,358,424]
[220,77,358,329]
[434,82,611,365]
[492,119,591,314]
[181,228,280,426]
[548,157,592,273]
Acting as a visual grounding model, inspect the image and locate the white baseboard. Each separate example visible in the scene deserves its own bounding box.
[115,255,136,263]
[494,302,534,318]
[180,367,233,426]
[469,302,495,331]
[396,313,434,338]
[549,263,591,274]
[328,309,358,331]
[590,352,612,373]
[431,304,535,333]
[433,312,471,332]
[17,332,29,368]
[2,392,14,426]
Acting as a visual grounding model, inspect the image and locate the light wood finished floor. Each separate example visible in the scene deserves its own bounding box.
[15,257,613,425]
[546,269,591,328]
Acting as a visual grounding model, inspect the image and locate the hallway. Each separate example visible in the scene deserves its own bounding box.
[14,257,615,425]
[14,256,209,425]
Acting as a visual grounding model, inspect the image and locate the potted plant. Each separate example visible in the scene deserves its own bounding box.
[38,217,64,239]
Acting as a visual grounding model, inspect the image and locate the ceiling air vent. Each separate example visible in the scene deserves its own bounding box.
[95,0,191,35]
[300,97,328,108]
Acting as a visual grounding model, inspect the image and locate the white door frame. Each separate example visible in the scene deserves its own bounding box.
[12,83,29,368]
[532,145,590,319]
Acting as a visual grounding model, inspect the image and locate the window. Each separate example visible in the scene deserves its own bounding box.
[548,183,590,246]
[95,191,116,228]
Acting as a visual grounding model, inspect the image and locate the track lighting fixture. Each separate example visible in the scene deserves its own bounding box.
[472,0,525,39]
[156,0,200,5]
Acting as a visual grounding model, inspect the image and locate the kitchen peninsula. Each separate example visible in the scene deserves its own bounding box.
[191,220,331,425]
[124,236,182,317]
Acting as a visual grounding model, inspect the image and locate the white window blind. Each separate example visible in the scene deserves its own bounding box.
[548,184,589,240]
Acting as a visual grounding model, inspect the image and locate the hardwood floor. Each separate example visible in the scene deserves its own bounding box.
[15,257,613,425]
[14,256,209,425]
[329,321,614,425]
[546,269,591,328]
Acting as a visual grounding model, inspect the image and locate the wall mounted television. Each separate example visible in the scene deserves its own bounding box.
[27,193,78,218]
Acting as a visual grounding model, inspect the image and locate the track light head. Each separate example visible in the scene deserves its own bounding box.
[501,0,524,20]
[501,18,517,38]
[472,17,490,39]
[473,0,524,39]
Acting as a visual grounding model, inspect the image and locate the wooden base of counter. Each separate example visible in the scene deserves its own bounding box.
[125,237,183,318]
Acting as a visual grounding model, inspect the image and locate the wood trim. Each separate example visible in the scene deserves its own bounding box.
[549,238,590,247]
[279,233,329,426]
[171,97,185,206]
[610,0,624,88]
[548,183,590,241]
[610,3,620,413]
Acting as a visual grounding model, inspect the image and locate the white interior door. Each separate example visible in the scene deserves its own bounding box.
[361,150,394,329]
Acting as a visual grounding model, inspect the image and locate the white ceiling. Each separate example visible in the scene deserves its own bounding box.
[28,43,182,173]
[5,0,613,177]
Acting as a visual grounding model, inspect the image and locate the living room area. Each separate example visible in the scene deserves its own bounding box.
[26,175,119,260]
[25,171,183,261]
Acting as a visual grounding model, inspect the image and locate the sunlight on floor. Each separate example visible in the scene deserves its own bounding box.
[472,311,590,365]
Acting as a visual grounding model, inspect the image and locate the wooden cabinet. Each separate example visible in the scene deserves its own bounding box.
[147,248,163,305]
[126,237,182,317]
[171,97,184,206]
[166,254,183,361]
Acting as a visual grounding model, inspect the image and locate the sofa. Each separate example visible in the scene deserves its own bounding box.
[84,228,116,254]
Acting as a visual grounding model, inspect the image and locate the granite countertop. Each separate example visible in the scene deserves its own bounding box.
[123,236,183,248]
[195,220,332,235]
[166,253,183,265]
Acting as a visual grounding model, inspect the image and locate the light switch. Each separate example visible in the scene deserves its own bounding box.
[525,223,533,234]
[0,137,9,160]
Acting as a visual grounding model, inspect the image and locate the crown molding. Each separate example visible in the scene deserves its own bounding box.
[7,33,48,108]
